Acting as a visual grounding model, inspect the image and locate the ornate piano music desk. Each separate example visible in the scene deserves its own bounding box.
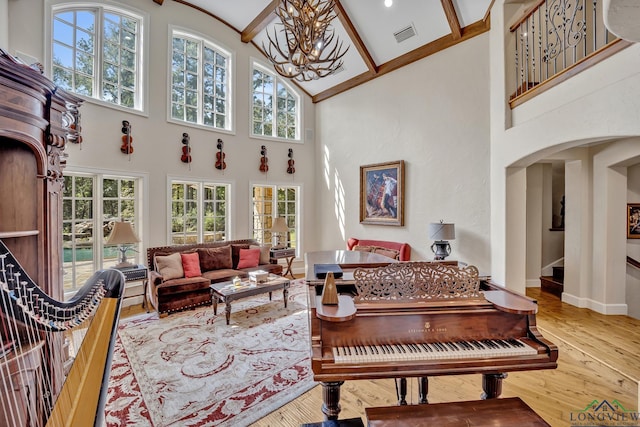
[308,262,558,420]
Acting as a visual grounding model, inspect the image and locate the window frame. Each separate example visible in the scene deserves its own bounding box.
[62,168,146,297]
[167,26,235,134]
[250,182,302,256]
[46,1,149,115]
[167,177,233,245]
[250,58,303,144]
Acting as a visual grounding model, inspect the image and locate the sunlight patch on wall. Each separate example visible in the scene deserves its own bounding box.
[334,169,346,239]
[323,144,331,189]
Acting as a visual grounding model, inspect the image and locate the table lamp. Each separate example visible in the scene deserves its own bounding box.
[428,220,455,260]
[107,220,141,268]
[270,217,289,249]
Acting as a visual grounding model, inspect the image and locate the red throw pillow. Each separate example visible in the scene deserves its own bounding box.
[237,248,260,269]
[181,252,202,278]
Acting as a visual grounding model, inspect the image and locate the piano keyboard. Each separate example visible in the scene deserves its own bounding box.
[332,339,538,363]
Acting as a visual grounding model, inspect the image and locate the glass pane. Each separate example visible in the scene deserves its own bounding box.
[76,29,94,53]
[186,73,197,90]
[121,180,135,197]
[204,46,214,62]
[186,40,198,57]
[171,103,183,119]
[102,83,118,103]
[53,19,74,46]
[121,90,134,108]
[103,200,117,217]
[103,42,118,64]
[122,29,136,50]
[204,111,213,126]
[75,177,93,197]
[121,200,134,217]
[121,68,134,88]
[75,73,93,96]
[103,179,117,197]
[186,56,198,73]
[216,54,226,67]
[75,200,93,219]
[186,106,197,123]
[103,20,120,44]
[55,11,74,25]
[53,43,74,69]
[172,37,185,51]
[103,62,118,83]
[186,90,197,106]
[172,201,184,216]
[215,114,225,128]
[53,66,72,90]
[76,10,94,31]
[76,51,93,75]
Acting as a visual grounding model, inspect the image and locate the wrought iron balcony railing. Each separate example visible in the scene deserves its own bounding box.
[509,0,632,108]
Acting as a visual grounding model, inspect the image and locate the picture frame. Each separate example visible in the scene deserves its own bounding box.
[360,160,405,226]
[628,203,640,239]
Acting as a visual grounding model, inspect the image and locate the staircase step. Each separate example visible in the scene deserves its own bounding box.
[540,276,563,298]
[552,266,564,282]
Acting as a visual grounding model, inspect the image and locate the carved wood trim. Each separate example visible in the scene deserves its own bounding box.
[353,262,481,302]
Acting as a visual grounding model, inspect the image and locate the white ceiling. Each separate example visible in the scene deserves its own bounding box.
[173,0,493,100]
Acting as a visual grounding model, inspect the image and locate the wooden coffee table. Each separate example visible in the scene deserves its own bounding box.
[210,274,290,324]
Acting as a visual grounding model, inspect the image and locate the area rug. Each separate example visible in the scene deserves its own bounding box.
[104,279,314,426]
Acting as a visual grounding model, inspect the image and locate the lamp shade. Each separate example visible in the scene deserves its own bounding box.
[270,217,289,233]
[107,221,140,245]
[428,222,455,241]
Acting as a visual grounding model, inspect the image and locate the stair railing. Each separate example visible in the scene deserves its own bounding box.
[628,256,640,270]
[509,0,632,108]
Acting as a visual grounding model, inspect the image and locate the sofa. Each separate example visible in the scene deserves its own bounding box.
[146,239,283,316]
[346,237,411,261]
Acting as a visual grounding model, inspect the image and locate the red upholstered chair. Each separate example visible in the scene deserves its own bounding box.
[346,238,411,261]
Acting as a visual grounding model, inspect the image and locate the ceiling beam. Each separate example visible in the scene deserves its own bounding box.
[313,17,491,103]
[440,0,462,40]
[334,0,377,74]
[241,0,278,43]
[153,0,164,4]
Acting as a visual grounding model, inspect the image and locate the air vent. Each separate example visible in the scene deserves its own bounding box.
[394,23,417,43]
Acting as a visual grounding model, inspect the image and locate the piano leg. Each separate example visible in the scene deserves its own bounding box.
[418,377,428,404]
[394,378,407,405]
[481,373,508,399]
[321,381,344,420]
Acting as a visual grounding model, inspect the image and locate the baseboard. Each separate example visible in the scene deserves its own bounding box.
[562,292,628,315]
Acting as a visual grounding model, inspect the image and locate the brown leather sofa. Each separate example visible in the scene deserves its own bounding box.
[146,239,282,316]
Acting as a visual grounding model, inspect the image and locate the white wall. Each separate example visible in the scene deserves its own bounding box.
[491,0,640,312]
[7,0,317,270]
[315,35,491,273]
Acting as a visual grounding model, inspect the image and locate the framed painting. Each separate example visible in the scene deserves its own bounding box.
[360,160,405,226]
[628,203,640,239]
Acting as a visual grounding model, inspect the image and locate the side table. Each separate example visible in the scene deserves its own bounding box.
[118,265,150,311]
[270,254,296,279]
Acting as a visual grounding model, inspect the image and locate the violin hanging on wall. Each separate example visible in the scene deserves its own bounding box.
[120,120,134,155]
[215,138,226,170]
[260,145,268,173]
[181,132,192,165]
[287,148,295,174]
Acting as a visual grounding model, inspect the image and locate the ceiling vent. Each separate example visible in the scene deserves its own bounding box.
[394,23,417,43]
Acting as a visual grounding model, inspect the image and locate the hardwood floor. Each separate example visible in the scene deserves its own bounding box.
[120,285,640,427]
[251,287,640,427]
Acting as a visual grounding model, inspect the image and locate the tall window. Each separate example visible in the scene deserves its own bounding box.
[50,4,144,110]
[63,173,141,295]
[251,62,300,142]
[171,30,232,131]
[171,180,230,244]
[252,185,300,251]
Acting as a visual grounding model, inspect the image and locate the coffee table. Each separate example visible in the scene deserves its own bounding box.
[210,274,290,325]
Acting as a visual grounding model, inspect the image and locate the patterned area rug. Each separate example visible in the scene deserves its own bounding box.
[104,279,314,426]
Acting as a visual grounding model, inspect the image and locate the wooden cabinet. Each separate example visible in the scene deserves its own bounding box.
[0,49,83,419]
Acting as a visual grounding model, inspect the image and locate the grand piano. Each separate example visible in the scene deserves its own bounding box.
[306,253,558,420]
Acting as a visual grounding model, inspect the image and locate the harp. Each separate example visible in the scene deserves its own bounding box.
[0,239,124,426]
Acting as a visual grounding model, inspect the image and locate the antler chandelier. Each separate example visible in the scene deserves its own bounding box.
[263,0,349,81]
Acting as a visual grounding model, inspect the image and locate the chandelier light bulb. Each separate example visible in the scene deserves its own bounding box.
[384,0,393,7]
